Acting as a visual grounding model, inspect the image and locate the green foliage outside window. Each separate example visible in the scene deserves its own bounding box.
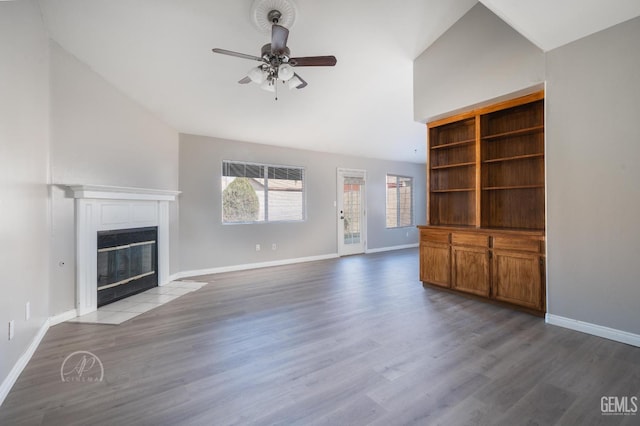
[222,177,259,223]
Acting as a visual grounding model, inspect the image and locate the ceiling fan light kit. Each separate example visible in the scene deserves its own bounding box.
[260,79,276,93]
[248,66,267,84]
[278,63,294,81]
[212,0,336,99]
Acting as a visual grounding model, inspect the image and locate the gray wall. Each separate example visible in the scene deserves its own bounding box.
[413,3,545,123]
[0,0,50,390]
[179,134,426,272]
[48,42,180,316]
[546,16,640,334]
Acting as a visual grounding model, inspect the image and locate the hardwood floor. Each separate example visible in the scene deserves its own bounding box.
[1,249,638,425]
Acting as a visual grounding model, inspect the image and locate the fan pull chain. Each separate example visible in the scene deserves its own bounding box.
[275,79,278,101]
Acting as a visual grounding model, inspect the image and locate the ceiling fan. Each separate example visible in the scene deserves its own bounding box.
[212,8,337,96]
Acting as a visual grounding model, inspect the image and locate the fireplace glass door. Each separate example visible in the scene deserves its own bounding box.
[97,227,158,306]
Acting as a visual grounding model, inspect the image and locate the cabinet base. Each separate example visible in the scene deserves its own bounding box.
[421,282,545,318]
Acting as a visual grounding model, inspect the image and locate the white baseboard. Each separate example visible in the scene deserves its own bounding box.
[365,243,419,254]
[173,253,340,280]
[164,273,182,285]
[49,309,78,326]
[171,247,417,281]
[546,314,640,347]
[0,318,50,407]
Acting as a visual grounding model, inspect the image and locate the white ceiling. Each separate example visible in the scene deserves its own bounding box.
[38,0,640,164]
[480,0,640,52]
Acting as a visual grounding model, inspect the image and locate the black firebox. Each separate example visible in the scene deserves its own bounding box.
[97,227,158,307]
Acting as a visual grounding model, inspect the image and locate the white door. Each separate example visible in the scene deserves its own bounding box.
[337,168,366,256]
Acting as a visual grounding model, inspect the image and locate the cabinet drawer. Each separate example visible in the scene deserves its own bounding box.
[452,232,489,247]
[421,230,450,244]
[493,236,541,253]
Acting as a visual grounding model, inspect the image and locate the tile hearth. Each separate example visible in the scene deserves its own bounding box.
[67,280,207,325]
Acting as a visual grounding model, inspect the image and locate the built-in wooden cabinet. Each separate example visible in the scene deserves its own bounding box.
[492,235,544,311]
[451,234,490,297]
[480,98,545,229]
[419,228,545,314]
[420,230,450,288]
[428,117,477,227]
[419,91,546,315]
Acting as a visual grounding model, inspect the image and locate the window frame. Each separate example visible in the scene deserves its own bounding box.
[221,160,307,225]
[385,174,414,229]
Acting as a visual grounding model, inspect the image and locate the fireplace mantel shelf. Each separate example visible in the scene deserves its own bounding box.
[62,184,180,201]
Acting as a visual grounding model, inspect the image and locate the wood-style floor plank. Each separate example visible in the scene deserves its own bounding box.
[1,249,638,425]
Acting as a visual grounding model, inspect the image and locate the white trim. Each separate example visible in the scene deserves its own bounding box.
[172,254,339,280]
[0,319,50,407]
[165,272,182,284]
[546,314,640,347]
[49,309,78,326]
[64,184,180,201]
[366,243,419,254]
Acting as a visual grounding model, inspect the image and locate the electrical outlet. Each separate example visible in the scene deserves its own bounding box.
[25,302,30,321]
[8,320,15,341]
[272,243,277,251]
[255,244,261,251]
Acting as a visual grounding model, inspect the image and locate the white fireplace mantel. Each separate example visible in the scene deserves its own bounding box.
[67,184,180,201]
[63,184,180,316]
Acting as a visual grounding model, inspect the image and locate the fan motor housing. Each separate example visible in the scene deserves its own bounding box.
[261,43,289,60]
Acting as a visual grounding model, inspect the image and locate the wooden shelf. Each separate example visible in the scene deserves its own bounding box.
[483,153,544,164]
[431,188,475,193]
[431,161,475,170]
[482,125,544,140]
[427,96,544,229]
[482,185,544,191]
[430,139,475,150]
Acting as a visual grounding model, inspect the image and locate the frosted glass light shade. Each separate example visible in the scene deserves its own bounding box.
[248,66,267,84]
[260,79,275,92]
[278,64,294,81]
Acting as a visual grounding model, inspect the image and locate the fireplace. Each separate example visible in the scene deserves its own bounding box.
[97,227,158,306]
[64,184,180,316]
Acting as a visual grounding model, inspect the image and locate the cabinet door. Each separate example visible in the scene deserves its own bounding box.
[420,243,450,288]
[452,246,490,297]
[492,250,542,310]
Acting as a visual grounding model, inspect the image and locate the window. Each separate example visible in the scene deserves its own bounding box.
[222,161,305,224]
[386,174,413,228]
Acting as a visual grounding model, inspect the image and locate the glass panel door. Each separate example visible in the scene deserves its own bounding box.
[337,169,366,256]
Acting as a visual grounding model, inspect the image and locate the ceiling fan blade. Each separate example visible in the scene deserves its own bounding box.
[212,48,264,62]
[289,56,337,67]
[271,24,289,55]
[292,73,307,89]
[238,76,252,84]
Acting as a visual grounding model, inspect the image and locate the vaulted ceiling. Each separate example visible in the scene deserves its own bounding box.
[38,0,640,163]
